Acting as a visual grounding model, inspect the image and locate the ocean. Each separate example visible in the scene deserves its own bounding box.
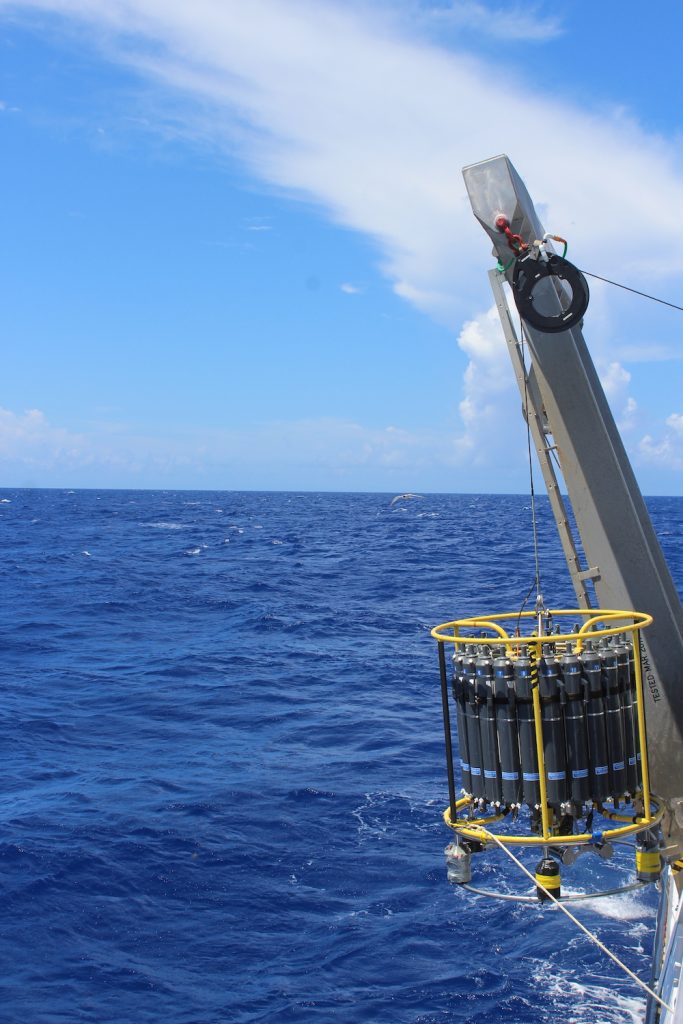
[2,488,680,1024]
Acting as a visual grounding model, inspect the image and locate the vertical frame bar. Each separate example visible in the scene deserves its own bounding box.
[633,626,653,820]
[530,638,552,840]
[438,640,458,818]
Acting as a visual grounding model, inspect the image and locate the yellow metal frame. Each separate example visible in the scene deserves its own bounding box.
[443,798,664,847]
[432,608,656,847]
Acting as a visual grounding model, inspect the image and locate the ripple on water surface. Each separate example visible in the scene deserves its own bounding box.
[1,489,676,1022]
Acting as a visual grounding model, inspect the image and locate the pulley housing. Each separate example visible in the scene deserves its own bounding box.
[512,252,590,334]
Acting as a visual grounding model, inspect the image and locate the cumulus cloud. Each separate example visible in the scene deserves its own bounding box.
[638,412,683,473]
[340,282,362,294]
[0,407,87,462]
[0,405,470,487]
[453,303,524,460]
[598,360,639,433]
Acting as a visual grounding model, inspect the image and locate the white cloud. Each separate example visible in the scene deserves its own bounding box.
[454,304,523,459]
[598,361,639,433]
[0,405,479,487]
[6,0,683,324]
[0,407,87,461]
[638,412,683,472]
[619,343,681,363]
[600,361,631,400]
[639,433,681,471]
[340,282,362,294]
[4,0,683,474]
[409,0,564,42]
[619,396,638,434]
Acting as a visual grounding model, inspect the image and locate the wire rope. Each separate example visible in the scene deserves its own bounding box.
[479,827,674,1015]
[579,269,683,314]
[518,317,543,621]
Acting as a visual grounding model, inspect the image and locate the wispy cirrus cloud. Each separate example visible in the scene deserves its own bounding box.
[407,0,564,42]
[3,0,683,478]
[5,0,683,325]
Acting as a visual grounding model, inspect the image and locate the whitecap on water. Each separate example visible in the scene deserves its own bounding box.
[147,522,185,530]
[533,970,646,1024]
[567,889,656,923]
[184,547,202,556]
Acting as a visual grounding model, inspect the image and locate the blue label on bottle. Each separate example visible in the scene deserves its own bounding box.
[523,772,540,781]
[613,761,625,771]
[572,769,589,779]
[628,756,637,765]
[501,771,519,781]
[484,770,498,779]
[595,765,609,775]
[460,761,470,771]
[547,771,565,781]
[470,767,482,776]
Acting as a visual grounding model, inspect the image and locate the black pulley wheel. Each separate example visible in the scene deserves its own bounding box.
[512,253,589,334]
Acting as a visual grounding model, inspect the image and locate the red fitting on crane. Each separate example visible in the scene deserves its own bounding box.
[495,215,528,254]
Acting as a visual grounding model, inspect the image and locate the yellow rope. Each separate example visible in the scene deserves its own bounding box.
[477,827,673,1015]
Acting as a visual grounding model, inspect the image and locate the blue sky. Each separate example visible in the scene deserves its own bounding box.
[1,0,683,492]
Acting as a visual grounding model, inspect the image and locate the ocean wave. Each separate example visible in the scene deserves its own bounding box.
[2,489,680,1024]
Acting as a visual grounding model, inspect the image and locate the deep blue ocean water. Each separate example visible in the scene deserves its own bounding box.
[2,488,682,1024]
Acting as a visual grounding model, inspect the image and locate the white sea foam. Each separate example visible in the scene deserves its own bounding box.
[82,550,91,557]
[148,522,185,530]
[533,968,646,1024]
[185,547,202,556]
[570,889,656,922]
[0,498,11,503]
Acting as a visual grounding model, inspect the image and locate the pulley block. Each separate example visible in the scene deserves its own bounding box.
[512,252,590,334]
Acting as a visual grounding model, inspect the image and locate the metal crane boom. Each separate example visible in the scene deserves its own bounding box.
[462,155,683,844]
